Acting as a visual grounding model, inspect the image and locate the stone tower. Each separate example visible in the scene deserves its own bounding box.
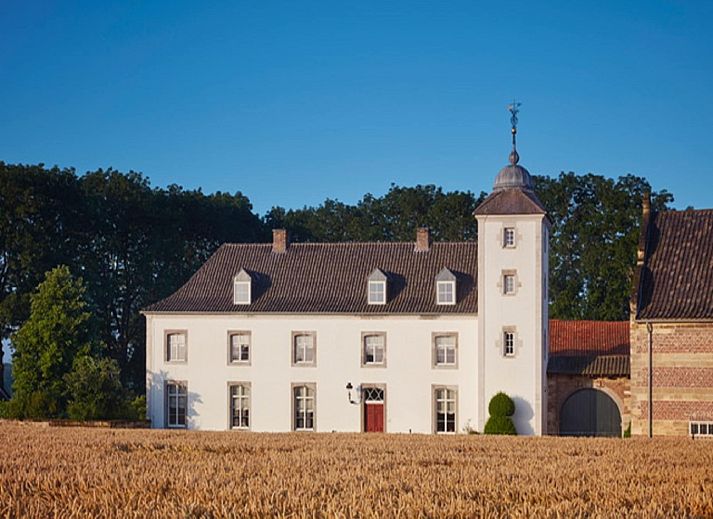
[474,116,550,435]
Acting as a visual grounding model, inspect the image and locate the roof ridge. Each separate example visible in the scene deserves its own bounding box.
[222,241,477,247]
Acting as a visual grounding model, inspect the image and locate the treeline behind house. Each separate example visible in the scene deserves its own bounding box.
[0,161,673,395]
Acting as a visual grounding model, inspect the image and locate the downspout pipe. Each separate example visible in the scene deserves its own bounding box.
[647,321,653,438]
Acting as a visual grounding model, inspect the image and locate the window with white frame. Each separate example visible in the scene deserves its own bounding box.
[166,332,187,362]
[363,334,385,365]
[503,227,516,248]
[293,333,316,365]
[294,385,315,431]
[434,387,457,433]
[166,382,187,428]
[368,280,386,304]
[690,421,713,437]
[503,274,516,295]
[504,331,515,357]
[434,334,457,366]
[233,269,252,305]
[437,281,456,305]
[229,332,251,363]
[230,384,250,429]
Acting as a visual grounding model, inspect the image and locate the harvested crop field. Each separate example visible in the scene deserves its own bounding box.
[1,422,712,518]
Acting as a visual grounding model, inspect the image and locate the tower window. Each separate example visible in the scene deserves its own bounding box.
[503,274,516,295]
[504,331,515,357]
[503,227,516,248]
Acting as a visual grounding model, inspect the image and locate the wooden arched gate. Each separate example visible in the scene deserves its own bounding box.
[559,389,622,437]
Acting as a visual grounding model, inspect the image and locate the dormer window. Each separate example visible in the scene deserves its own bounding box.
[435,268,457,305]
[233,269,252,305]
[367,269,387,305]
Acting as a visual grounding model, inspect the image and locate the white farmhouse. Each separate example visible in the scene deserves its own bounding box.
[143,144,549,435]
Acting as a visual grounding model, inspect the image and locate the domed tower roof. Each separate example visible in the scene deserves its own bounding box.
[474,102,547,216]
[493,149,534,192]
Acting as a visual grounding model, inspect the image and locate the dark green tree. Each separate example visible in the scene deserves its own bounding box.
[8,266,94,418]
[534,173,672,320]
[65,355,130,420]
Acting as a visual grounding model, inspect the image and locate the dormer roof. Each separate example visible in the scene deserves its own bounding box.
[368,268,388,282]
[234,268,251,282]
[435,267,456,282]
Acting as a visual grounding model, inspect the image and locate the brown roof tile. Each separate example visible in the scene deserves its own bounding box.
[474,188,547,215]
[547,354,630,376]
[548,320,630,377]
[638,209,713,320]
[549,320,630,356]
[145,242,478,314]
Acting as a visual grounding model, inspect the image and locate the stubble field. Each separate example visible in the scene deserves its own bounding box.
[1,422,712,518]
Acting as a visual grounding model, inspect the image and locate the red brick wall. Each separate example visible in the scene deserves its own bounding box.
[636,367,713,388]
[630,321,713,436]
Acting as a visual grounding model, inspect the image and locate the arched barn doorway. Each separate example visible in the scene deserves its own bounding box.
[559,389,622,437]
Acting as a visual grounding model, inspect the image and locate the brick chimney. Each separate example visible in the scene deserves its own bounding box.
[415,227,431,252]
[636,192,651,266]
[272,229,288,253]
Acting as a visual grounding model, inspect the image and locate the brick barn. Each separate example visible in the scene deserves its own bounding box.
[629,198,713,437]
[547,320,630,437]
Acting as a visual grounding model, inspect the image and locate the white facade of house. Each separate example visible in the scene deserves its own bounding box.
[143,147,549,435]
[146,314,478,433]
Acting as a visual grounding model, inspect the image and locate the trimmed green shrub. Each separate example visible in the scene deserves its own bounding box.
[488,392,515,417]
[623,422,631,438]
[484,416,517,435]
[484,392,517,435]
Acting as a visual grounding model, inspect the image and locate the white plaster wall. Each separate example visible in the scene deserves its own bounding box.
[145,314,478,433]
[477,214,547,435]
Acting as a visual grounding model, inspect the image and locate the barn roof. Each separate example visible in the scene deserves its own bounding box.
[144,241,478,314]
[547,320,630,377]
[637,209,713,321]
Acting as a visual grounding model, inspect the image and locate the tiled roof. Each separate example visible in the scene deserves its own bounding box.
[474,188,547,215]
[144,242,478,314]
[547,320,630,377]
[638,209,713,321]
[548,355,630,376]
[549,319,630,356]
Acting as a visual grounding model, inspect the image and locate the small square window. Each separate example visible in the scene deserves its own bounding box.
[166,332,187,362]
[368,281,386,304]
[229,333,250,363]
[503,274,516,295]
[434,335,457,367]
[504,331,515,357]
[437,281,456,305]
[504,227,516,247]
[293,333,316,365]
[363,334,385,365]
[691,423,699,435]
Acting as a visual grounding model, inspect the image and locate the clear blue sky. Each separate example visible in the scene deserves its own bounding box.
[1,1,712,214]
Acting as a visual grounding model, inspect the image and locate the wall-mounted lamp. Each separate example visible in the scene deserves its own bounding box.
[345,382,358,405]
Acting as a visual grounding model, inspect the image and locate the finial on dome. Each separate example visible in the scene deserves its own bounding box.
[507,100,521,154]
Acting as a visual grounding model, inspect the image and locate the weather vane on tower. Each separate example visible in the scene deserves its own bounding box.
[506,100,521,165]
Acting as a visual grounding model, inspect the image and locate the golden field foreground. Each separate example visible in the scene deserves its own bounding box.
[1,423,712,518]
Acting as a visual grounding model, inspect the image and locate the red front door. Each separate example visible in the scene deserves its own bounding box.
[364,403,384,432]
